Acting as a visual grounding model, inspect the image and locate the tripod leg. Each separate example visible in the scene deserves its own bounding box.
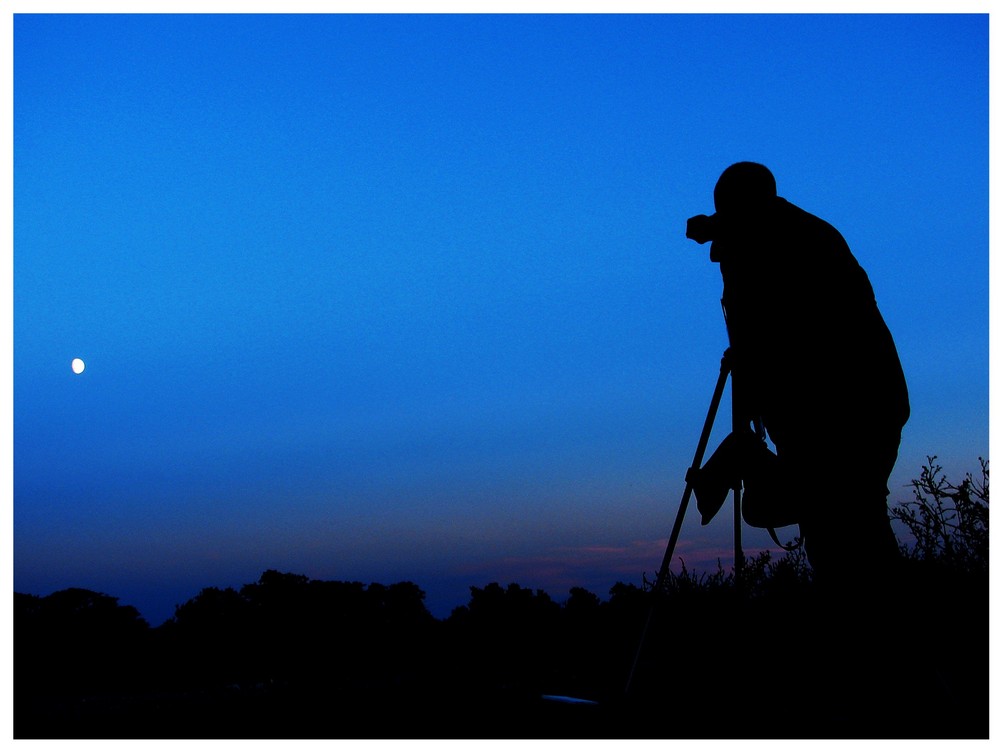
[731,360,753,583]
[624,352,731,695]
[652,352,731,589]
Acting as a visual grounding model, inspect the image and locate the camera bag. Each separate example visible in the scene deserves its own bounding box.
[690,430,801,550]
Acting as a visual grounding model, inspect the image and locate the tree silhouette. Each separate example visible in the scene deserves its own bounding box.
[14,587,151,728]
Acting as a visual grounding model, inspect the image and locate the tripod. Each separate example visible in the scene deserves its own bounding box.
[624,347,749,696]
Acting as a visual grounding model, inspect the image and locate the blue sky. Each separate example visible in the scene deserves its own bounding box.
[12,12,989,624]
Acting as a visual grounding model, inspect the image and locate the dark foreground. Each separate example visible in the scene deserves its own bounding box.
[15,563,988,739]
[16,670,987,739]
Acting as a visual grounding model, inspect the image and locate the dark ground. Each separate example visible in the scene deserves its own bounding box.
[14,566,988,739]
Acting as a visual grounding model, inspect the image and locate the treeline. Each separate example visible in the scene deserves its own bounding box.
[14,554,985,739]
[13,571,666,738]
[14,457,989,739]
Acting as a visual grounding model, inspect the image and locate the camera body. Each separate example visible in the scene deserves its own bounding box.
[686,214,717,245]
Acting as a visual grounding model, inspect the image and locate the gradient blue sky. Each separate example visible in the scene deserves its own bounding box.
[12,12,989,624]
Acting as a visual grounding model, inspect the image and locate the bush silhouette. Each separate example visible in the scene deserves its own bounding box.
[891,455,988,574]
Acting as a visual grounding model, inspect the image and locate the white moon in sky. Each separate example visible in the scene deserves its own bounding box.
[71,358,86,374]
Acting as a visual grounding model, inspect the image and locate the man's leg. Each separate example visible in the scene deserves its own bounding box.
[786,427,907,734]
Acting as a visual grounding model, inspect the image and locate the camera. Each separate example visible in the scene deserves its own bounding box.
[686,214,717,245]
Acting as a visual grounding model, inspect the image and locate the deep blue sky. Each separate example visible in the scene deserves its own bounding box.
[12,13,989,624]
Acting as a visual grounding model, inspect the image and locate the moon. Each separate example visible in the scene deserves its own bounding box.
[71,358,86,375]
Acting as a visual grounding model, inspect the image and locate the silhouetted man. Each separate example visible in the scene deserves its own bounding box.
[687,162,909,591]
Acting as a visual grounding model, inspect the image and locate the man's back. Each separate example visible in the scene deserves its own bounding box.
[718,197,909,444]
